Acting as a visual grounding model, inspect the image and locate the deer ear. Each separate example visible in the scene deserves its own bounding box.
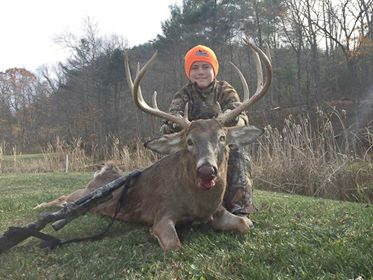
[227,125,264,147]
[144,131,184,154]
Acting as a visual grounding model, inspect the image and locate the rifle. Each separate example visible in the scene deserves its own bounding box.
[0,170,141,254]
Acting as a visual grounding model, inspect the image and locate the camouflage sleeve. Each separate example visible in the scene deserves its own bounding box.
[217,81,249,126]
[160,87,189,134]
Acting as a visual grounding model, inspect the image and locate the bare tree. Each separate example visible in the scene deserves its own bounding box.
[280,0,305,99]
[310,0,372,85]
[0,68,50,151]
[51,17,130,155]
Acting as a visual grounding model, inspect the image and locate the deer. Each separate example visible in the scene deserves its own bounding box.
[35,39,272,251]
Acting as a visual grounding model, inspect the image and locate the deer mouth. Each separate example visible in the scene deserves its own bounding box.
[197,165,217,190]
[198,178,216,190]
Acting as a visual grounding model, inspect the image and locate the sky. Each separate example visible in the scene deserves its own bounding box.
[0,0,181,73]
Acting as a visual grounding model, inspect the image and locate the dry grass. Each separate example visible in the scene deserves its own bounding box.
[253,107,373,203]
[0,108,371,203]
[0,136,158,174]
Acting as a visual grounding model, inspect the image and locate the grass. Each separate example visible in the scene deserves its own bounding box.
[0,172,372,279]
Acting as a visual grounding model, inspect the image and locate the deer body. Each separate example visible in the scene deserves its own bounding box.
[36,119,258,251]
[91,119,256,250]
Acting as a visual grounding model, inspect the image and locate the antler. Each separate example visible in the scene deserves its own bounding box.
[217,38,272,126]
[124,52,190,129]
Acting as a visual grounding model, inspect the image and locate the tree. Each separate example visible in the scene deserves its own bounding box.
[0,68,39,150]
[279,0,304,101]
[49,18,132,156]
[310,0,373,91]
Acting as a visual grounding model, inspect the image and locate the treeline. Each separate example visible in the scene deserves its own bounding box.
[0,0,372,155]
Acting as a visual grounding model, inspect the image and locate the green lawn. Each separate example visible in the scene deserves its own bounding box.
[0,152,64,173]
[0,172,372,280]
[1,152,45,162]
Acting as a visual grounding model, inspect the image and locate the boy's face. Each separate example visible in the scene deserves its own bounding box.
[189,62,214,89]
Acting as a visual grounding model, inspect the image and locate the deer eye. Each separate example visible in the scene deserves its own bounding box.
[219,135,226,142]
[187,138,194,146]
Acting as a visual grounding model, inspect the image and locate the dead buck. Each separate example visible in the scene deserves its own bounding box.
[36,39,272,251]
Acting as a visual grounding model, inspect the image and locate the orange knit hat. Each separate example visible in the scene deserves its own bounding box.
[184,45,219,79]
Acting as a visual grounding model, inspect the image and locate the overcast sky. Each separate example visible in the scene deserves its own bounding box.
[0,0,181,73]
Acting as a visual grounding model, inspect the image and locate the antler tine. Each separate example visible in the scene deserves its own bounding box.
[265,42,271,63]
[217,38,272,126]
[152,91,158,109]
[229,61,250,101]
[251,43,263,96]
[124,53,149,106]
[183,103,189,123]
[244,37,272,99]
[124,51,190,129]
[136,62,146,104]
[124,52,134,90]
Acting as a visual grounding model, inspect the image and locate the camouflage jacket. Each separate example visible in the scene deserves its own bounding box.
[161,80,249,134]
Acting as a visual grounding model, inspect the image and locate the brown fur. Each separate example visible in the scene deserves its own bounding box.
[34,162,122,209]
[35,120,262,251]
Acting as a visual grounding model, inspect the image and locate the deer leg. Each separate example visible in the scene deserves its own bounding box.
[210,206,254,234]
[150,218,181,251]
[34,189,87,209]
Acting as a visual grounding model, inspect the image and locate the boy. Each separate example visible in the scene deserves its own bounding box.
[161,45,256,215]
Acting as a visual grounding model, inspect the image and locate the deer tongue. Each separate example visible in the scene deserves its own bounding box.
[200,178,216,190]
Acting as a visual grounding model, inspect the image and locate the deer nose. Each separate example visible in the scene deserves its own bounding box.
[197,164,217,180]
